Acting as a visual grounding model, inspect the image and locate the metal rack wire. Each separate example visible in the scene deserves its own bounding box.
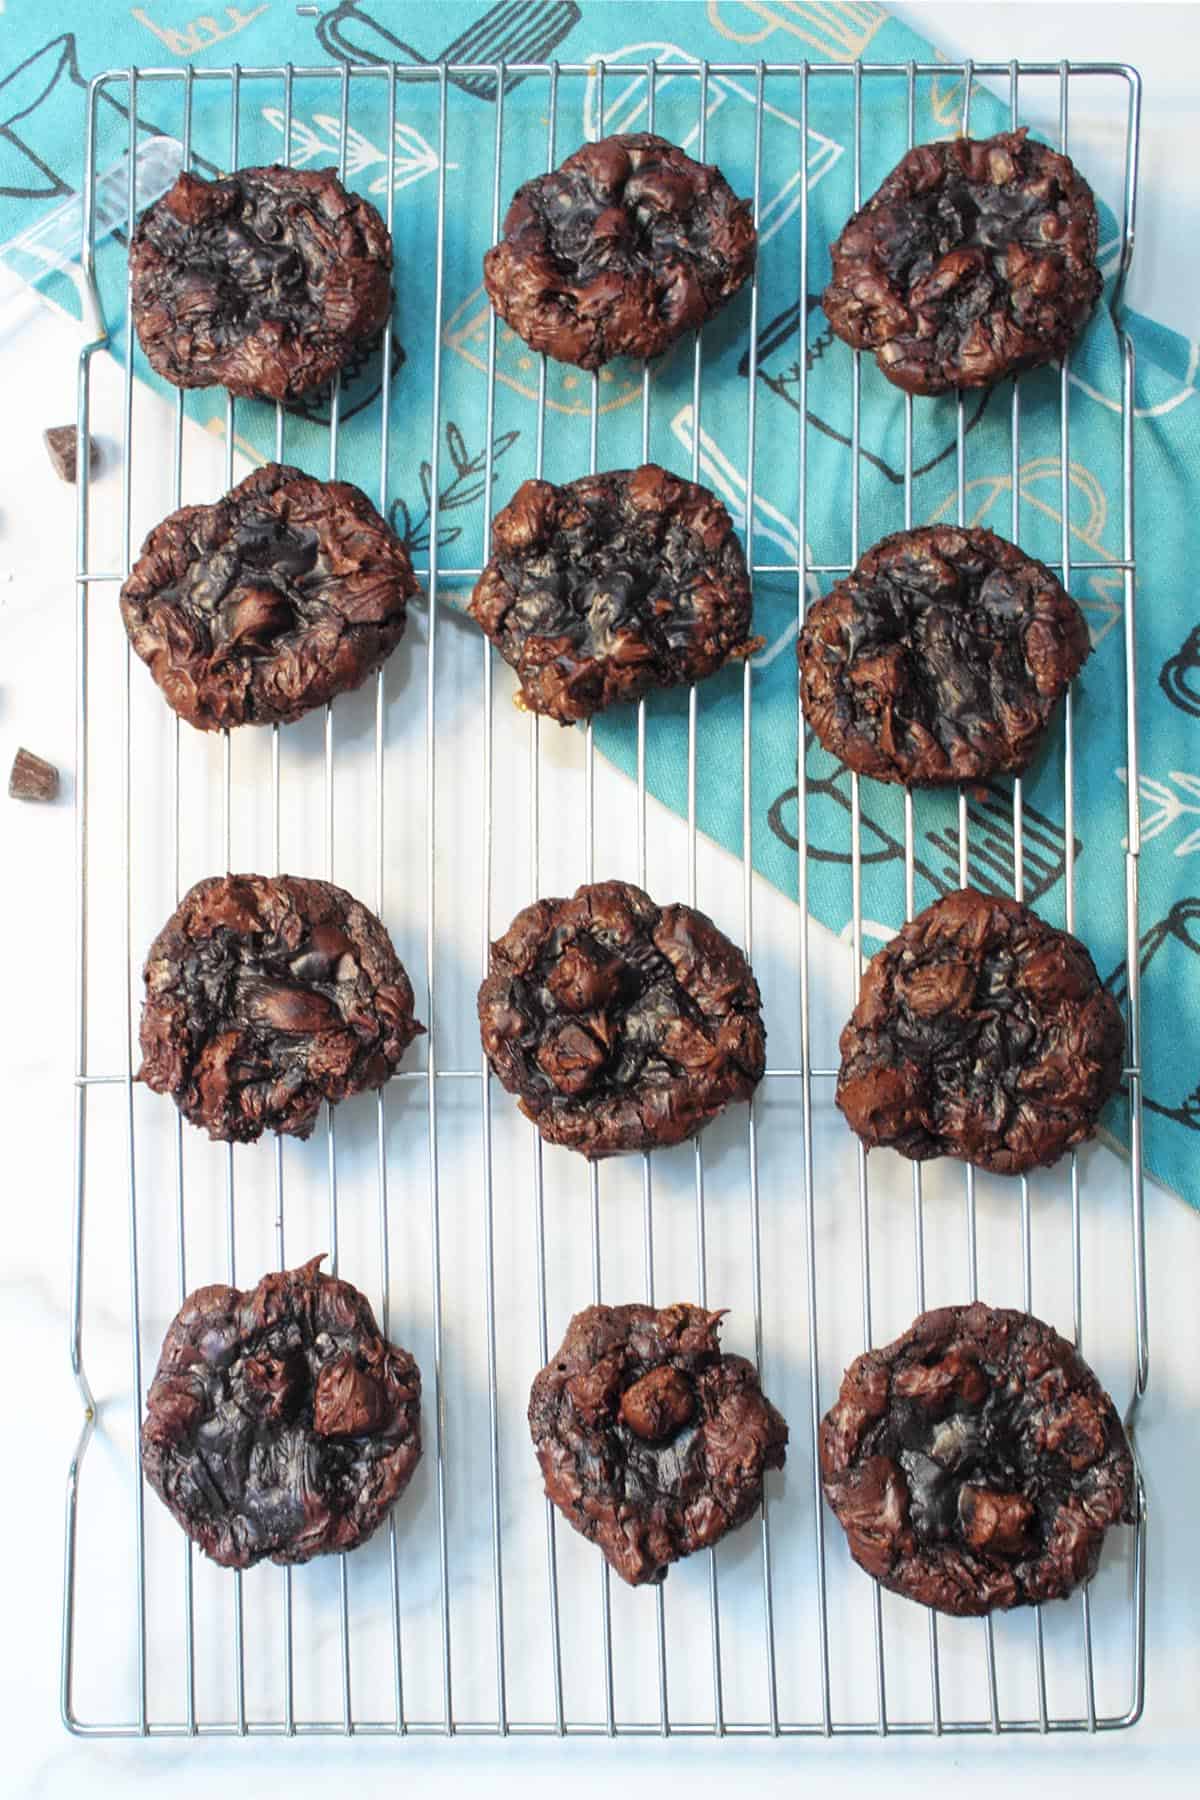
[63,54,1147,1739]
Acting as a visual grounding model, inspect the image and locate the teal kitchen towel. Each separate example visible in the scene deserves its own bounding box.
[1,2,1196,1201]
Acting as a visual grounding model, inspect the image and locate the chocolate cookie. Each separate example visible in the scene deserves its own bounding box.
[483,133,755,370]
[142,1256,421,1569]
[120,463,418,732]
[837,889,1125,1175]
[823,129,1102,395]
[479,880,765,1158]
[530,1303,787,1586]
[798,526,1090,786]
[469,465,756,725]
[130,165,393,402]
[820,1302,1135,1615]
[138,873,423,1143]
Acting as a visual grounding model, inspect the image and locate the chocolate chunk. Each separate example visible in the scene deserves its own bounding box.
[478,880,765,1159]
[820,1303,1135,1615]
[958,1485,1034,1554]
[43,425,98,484]
[9,747,59,802]
[120,462,418,731]
[483,132,755,370]
[530,1303,788,1586]
[312,1354,389,1438]
[141,1256,422,1569]
[798,526,1090,787]
[619,1365,696,1442]
[823,129,1102,395]
[837,889,1125,1175]
[469,464,756,725]
[130,165,393,402]
[137,873,423,1144]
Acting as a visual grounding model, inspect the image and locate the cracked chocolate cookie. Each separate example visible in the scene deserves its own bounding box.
[530,1303,787,1586]
[837,889,1125,1175]
[820,1302,1135,1615]
[142,1256,421,1569]
[469,464,756,724]
[130,165,393,402]
[798,526,1090,787]
[120,463,419,731]
[479,880,765,1158]
[138,873,423,1143]
[823,129,1102,395]
[483,133,756,370]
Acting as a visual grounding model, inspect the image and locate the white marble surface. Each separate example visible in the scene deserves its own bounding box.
[3,3,1200,1795]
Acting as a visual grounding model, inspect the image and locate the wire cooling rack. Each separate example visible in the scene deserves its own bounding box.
[62,53,1147,1739]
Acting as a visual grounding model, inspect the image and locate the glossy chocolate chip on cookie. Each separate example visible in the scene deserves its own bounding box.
[142,1257,421,1569]
[469,465,756,724]
[823,130,1102,394]
[483,133,755,370]
[798,526,1089,787]
[138,873,423,1143]
[120,463,418,731]
[837,888,1125,1175]
[530,1303,787,1585]
[130,165,393,402]
[478,880,765,1158]
[820,1302,1135,1615]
